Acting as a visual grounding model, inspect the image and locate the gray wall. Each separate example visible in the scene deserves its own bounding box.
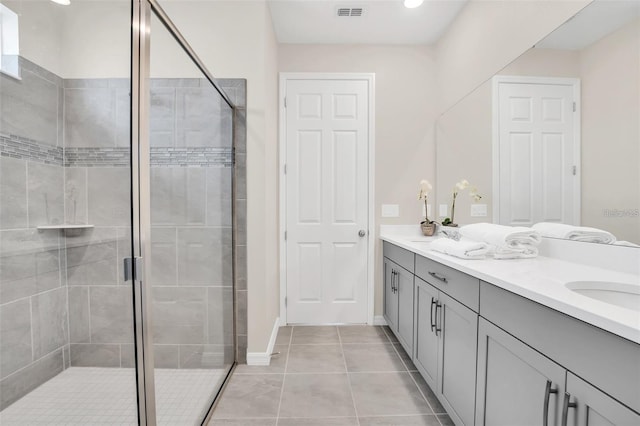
[0,57,246,409]
[0,58,68,410]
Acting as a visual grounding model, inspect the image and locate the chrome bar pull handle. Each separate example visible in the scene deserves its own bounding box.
[435,302,442,336]
[428,271,448,284]
[430,297,437,332]
[561,392,577,426]
[543,380,558,426]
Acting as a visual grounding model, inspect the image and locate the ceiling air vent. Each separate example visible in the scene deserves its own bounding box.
[337,7,364,17]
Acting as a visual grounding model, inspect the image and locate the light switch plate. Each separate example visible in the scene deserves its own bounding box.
[471,204,488,217]
[439,204,448,218]
[381,204,399,218]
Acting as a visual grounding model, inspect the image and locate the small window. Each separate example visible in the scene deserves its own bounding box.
[0,4,20,79]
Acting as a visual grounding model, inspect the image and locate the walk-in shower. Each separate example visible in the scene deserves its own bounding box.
[0,1,244,424]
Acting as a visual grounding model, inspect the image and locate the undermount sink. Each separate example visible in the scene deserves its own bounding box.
[565,281,640,312]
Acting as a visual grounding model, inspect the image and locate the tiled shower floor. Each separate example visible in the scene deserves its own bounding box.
[0,367,226,425]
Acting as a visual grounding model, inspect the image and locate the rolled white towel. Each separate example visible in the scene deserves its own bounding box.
[429,238,490,260]
[460,223,541,248]
[491,245,539,260]
[532,222,616,244]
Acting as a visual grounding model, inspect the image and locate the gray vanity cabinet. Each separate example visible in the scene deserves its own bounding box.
[383,258,399,332]
[414,276,478,426]
[564,373,640,426]
[476,318,566,426]
[437,292,478,426]
[396,265,415,354]
[383,243,415,356]
[415,277,439,388]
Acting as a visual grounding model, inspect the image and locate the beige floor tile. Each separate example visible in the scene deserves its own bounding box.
[212,374,283,419]
[277,418,359,426]
[286,344,345,373]
[338,326,391,344]
[358,415,442,426]
[291,326,340,345]
[349,372,433,417]
[342,343,405,372]
[279,373,356,418]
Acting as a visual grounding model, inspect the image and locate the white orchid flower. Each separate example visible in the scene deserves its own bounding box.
[455,179,470,191]
[418,179,432,200]
[469,187,482,202]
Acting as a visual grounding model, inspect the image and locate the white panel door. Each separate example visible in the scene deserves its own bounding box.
[497,80,579,226]
[285,79,369,324]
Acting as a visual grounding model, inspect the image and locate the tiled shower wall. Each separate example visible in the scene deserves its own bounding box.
[0,57,247,409]
[0,58,68,410]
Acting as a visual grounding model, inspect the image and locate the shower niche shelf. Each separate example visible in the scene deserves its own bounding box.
[37,224,94,236]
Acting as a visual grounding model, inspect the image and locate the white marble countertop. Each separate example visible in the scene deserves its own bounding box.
[380,226,640,344]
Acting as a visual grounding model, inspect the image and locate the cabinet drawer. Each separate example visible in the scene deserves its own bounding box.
[415,255,479,312]
[383,242,415,273]
[481,281,640,413]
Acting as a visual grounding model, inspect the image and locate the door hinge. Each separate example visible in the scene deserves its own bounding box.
[284,231,287,241]
[284,97,287,108]
[285,297,287,307]
[284,164,287,174]
[572,165,577,176]
[123,257,144,282]
[573,102,576,112]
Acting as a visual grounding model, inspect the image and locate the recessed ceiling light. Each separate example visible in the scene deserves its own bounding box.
[404,0,424,8]
[51,0,70,5]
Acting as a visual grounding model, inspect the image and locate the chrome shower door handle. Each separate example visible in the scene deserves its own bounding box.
[358,230,366,237]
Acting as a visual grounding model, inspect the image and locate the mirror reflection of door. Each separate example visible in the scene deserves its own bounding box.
[493,76,580,227]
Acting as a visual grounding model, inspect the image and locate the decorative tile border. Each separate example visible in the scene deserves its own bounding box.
[1,136,232,168]
[64,147,130,167]
[0,135,63,165]
[150,147,232,167]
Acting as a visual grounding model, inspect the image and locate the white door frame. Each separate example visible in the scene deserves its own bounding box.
[492,75,581,225]
[278,72,376,326]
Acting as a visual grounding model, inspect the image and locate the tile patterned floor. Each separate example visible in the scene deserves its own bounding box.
[0,367,226,425]
[210,326,453,426]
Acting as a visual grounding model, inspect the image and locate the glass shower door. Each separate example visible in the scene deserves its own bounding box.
[0,0,140,424]
[141,8,236,425]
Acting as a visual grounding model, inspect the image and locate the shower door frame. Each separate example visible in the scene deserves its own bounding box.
[130,0,238,424]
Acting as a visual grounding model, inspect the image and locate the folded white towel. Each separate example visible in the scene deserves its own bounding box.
[532,222,616,244]
[429,238,490,260]
[613,240,639,248]
[490,245,539,259]
[459,223,541,259]
[460,223,542,248]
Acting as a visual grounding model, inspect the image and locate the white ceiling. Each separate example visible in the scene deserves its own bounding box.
[268,0,468,45]
[536,0,640,50]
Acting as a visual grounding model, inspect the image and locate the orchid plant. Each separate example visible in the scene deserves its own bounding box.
[442,179,482,226]
[418,180,433,224]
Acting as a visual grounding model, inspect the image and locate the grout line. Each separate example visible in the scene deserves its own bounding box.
[29,296,35,363]
[274,325,294,424]
[386,336,443,422]
[337,326,361,426]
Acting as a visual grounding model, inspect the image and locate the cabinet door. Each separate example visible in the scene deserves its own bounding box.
[565,373,640,426]
[437,292,478,426]
[415,277,439,389]
[383,258,398,332]
[476,318,566,426]
[396,265,414,355]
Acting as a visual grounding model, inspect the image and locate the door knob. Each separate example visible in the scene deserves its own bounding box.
[358,230,366,237]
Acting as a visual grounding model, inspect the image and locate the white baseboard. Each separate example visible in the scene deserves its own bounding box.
[373,315,387,326]
[246,317,280,366]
